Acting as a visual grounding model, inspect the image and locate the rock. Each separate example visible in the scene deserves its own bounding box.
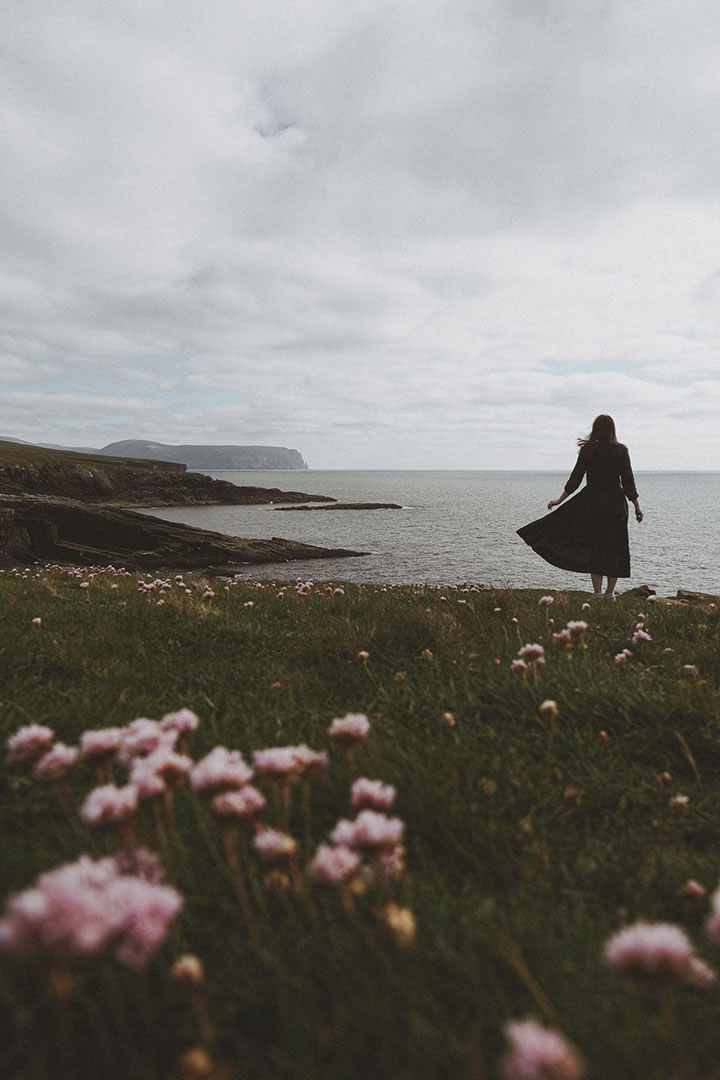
[0,494,365,570]
[623,584,657,596]
[676,590,720,603]
[273,502,403,511]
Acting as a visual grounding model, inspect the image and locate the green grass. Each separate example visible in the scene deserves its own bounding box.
[2,566,720,1079]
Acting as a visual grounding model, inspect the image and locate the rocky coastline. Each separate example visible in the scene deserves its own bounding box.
[0,493,364,570]
[0,441,364,570]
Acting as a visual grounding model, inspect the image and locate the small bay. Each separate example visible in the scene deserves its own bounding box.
[144,469,720,595]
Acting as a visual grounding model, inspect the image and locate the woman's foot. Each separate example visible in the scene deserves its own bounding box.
[604,592,616,601]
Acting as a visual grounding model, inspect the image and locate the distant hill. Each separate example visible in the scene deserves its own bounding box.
[96,441,308,470]
[0,437,309,470]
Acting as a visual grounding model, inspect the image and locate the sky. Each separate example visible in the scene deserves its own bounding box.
[2,0,720,470]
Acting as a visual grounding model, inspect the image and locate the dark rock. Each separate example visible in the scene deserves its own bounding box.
[273,502,403,511]
[676,590,720,603]
[0,494,364,570]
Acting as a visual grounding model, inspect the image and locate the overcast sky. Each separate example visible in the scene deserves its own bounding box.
[2,0,720,469]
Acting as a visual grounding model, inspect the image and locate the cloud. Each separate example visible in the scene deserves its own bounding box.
[1,0,720,466]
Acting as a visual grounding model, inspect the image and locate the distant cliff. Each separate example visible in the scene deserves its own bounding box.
[95,441,308,470]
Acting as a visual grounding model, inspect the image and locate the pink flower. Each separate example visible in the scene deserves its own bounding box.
[79,728,124,762]
[33,743,79,783]
[538,596,554,607]
[686,956,717,988]
[159,708,200,735]
[333,587,345,596]
[705,887,720,946]
[551,629,572,648]
[307,844,360,887]
[502,1018,586,1080]
[681,879,706,899]
[118,719,177,765]
[632,629,652,645]
[7,724,55,764]
[350,778,396,812]
[604,921,695,980]
[511,659,528,674]
[328,713,371,746]
[202,589,215,600]
[330,810,405,851]
[566,621,588,639]
[189,747,253,795]
[211,784,267,822]
[292,744,329,776]
[518,643,545,665]
[253,828,297,862]
[0,854,182,968]
[31,617,42,628]
[253,746,304,781]
[80,783,139,827]
[680,665,700,680]
[133,746,192,786]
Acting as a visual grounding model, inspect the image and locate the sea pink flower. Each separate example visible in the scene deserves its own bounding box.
[307,844,360,887]
[7,724,55,764]
[330,810,405,851]
[253,827,297,862]
[551,629,572,648]
[501,1018,586,1080]
[33,743,79,783]
[604,921,695,980]
[632,629,652,645]
[538,596,554,607]
[0,854,182,968]
[253,746,304,781]
[134,745,192,785]
[705,887,720,946]
[518,644,545,665]
[31,617,42,628]
[681,879,706,899]
[117,719,177,765]
[614,652,629,665]
[189,747,253,795]
[566,621,588,639]
[291,744,329,777]
[80,783,139,827]
[211,784,266,822]
[202,589,215,600]
[511,659,528,674]
[328,713,371,746]
[350,778,396,812]
[686,956,717,988]
[680,665,700,680]
[79,728,124,762]
[333,587,345,596]
[160,708,200,735]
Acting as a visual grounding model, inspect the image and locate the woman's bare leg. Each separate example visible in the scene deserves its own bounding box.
[591,573,603,594]
[605,577,618,595]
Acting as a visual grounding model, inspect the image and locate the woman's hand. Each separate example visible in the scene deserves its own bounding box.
[547,499,558,510]
[635,509,644,522]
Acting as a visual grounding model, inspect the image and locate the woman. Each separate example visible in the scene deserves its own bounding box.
[517,415,643,598]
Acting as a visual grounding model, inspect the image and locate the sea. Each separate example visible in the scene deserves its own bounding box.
[144,470,720,597]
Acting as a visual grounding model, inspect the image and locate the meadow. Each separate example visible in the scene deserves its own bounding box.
[1,565,720,1079]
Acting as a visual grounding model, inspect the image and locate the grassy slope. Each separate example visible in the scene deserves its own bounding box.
[0,438,183,471]
[1,570,720,1079]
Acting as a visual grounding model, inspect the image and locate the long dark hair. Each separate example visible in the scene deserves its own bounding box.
[577,414,625,456]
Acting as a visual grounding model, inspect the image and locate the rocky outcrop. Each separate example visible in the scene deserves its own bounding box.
[0,494,364,570]
[96,441,308,470]
[0,456,334,508]
[274,502,403,511]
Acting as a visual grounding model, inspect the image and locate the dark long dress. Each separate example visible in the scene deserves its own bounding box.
[517,442,639,577]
